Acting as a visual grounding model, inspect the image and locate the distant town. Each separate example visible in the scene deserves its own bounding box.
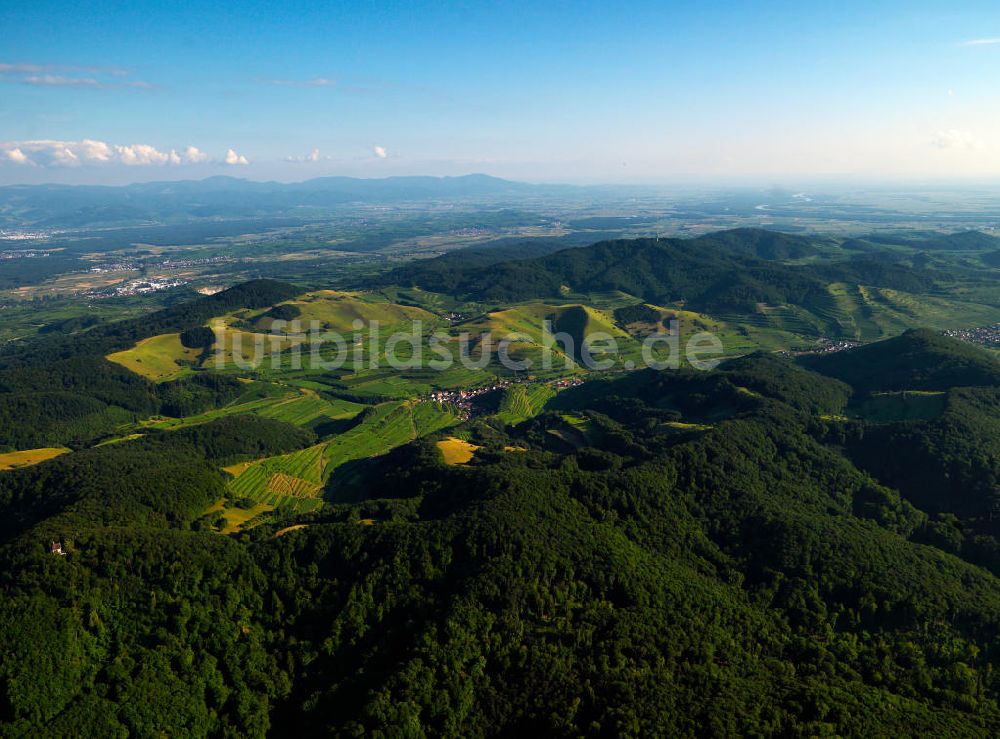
[0,229,54,241]
[89,256,237,273]
[944,324,1000,349]
[786,338,862,357]
[0,249,55,259]
[85,278,188,298]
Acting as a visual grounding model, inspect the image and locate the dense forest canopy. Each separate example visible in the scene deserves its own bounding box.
[385,230,941,314]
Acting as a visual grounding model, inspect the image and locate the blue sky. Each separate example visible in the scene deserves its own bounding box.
[2,0,1000,184]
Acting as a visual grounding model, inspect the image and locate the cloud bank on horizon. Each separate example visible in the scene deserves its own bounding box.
[1,140,253,167]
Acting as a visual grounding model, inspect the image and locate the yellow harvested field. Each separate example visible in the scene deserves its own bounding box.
[0,447,69,471]
[106,332,202,381]
[207,328,305,370]
[272,524,309,538]
[203,498,227,515]
[437,437,479,465]
[223,460,255,477]
[266,472,323,498]
[220,503,273,534]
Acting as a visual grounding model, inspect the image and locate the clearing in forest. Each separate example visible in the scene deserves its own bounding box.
[437,437,479,465]
[0,447,69,471]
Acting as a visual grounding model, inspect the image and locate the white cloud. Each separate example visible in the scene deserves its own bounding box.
[0,63,47,74]
[79,139,113,162]
[286,148,323,163]
[50,146,79,166]
[373,145,388,159]
[931,129,983,150]
[224,148,250,165]
[960,38,1000,46]
[0,62,127,74]
[24,74,103,88]
[3,147,29,164]
[0,62,152,89]
[266,77,335,87]
[114,143,175,165]
[0,139,197,167]
[183,145,209,163]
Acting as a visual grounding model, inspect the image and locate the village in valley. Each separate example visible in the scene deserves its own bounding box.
[426,376,584,418]
[945,324,1000,349]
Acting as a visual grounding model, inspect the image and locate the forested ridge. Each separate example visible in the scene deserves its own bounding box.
[384,229,940,312]
[2,284,1000,736]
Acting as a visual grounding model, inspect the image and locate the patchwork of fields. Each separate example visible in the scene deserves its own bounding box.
[222,400,459,518]
[146,387,364,431]
[89,276,1000,537]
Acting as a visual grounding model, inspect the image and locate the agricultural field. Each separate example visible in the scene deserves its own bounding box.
[332,370,435,399]
[219,503,274,534]
[709,283,1000,346]
[250,290,440,333]
[145,386,364,430]
[255,389,363,426]
[496,383,556,425]
[106,332,203,381]
[323,400,457,470]
[436,436,479,465]
[0,447,69,471]
[204,325,308,372]
[457,302,641,371]
[225,441,327,508]
[222,400,458,515]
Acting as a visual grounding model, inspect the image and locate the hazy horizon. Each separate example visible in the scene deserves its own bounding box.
[11,171,1000,193]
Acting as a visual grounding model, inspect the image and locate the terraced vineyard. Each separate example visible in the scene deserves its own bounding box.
[324,400,458,468]
[255,390,363,426]
[147,387,364,430]
[225,441,326,510]
[223,400,459,516]
[496,383,556,425]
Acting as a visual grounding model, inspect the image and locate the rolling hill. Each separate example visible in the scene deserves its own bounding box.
[692,227,823,259]
[802,328,1000,393]
[387,228,995,343]
[387,229,937,311]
